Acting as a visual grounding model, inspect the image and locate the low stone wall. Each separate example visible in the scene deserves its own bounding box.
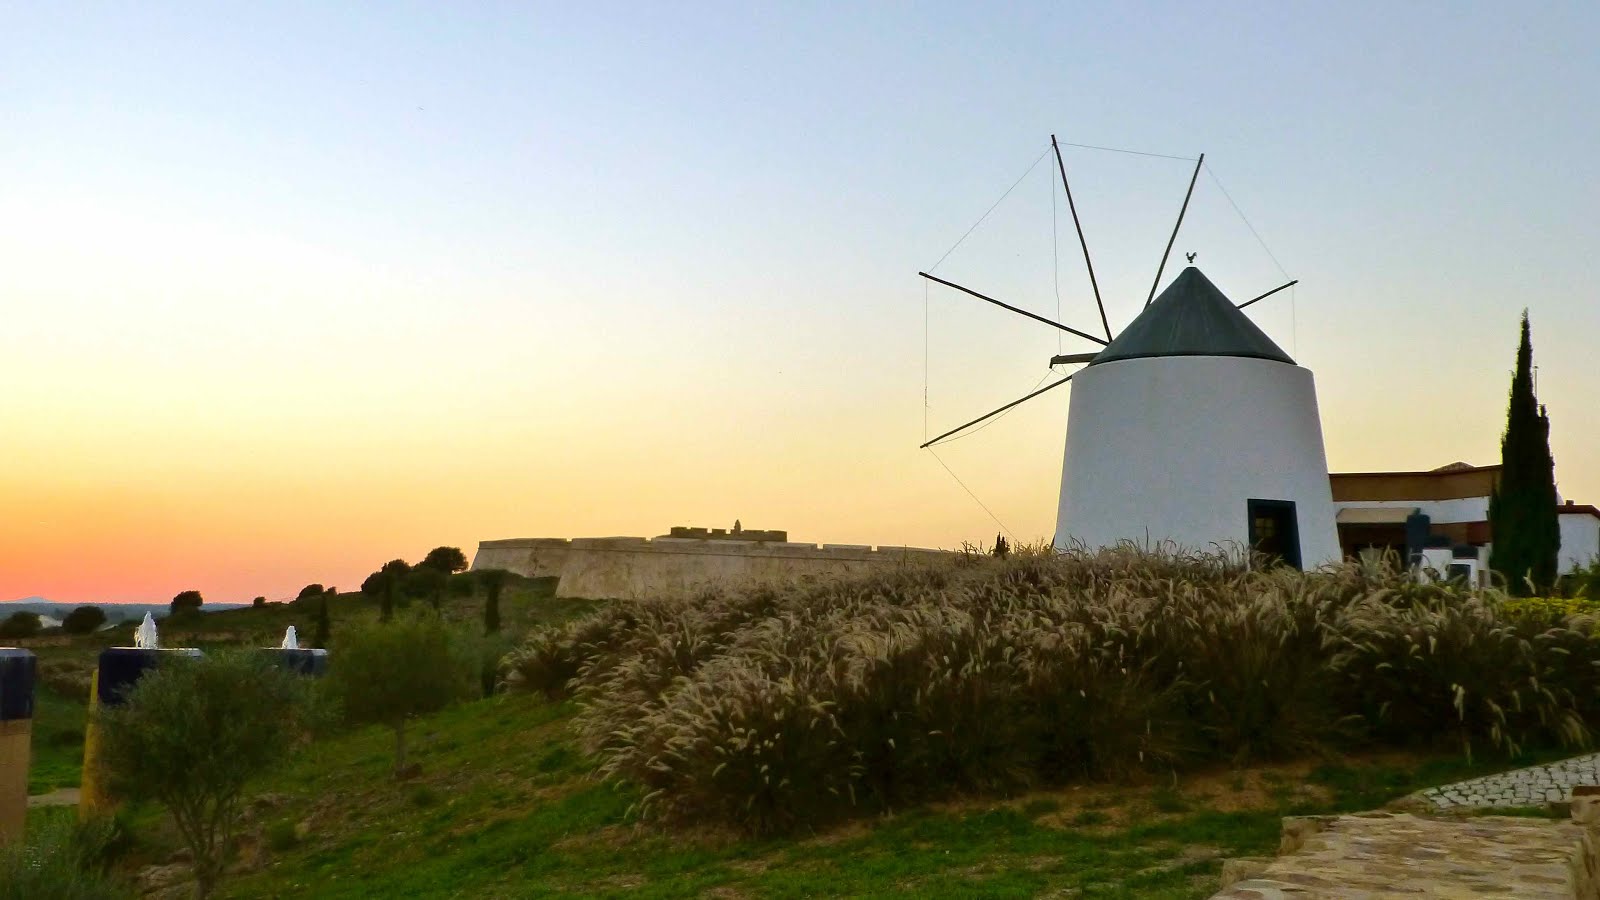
[472,537,950,599]
[1213,811,1600,898]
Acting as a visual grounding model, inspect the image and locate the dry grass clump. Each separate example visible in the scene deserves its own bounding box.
[503,547,1598,834]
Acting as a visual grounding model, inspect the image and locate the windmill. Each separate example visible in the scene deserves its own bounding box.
[921,136,1341,568]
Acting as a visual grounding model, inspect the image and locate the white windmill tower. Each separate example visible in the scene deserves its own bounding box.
[921,138,1339,568]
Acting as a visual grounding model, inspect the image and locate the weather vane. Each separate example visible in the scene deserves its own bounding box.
[1186,252,1197,264]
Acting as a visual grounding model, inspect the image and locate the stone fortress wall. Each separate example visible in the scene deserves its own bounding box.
[472,532,950,600]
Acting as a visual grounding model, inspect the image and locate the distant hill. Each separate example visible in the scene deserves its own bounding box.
[1,599,249,623]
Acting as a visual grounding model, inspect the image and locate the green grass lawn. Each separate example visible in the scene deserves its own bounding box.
[17,576,581,799]
[161,691,1562,900]
[20,578,1577,898]
[27,684,85,795]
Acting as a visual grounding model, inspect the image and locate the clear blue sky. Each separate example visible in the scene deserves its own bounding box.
[3,2,1597,601]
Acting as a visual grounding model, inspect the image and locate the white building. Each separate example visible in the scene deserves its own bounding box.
[1332,461,1600,580]
[1054,267,1342,568]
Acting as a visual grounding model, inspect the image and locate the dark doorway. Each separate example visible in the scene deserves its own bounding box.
[1247,499,1302,570]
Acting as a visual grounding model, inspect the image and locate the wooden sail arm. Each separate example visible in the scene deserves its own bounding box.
[918,272,1108,347]
[920,373,1076,449]
[1236,280,1299,310]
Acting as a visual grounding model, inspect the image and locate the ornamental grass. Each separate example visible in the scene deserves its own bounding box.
[503,546,1599,834]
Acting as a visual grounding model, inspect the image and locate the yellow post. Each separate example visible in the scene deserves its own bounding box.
[79,646,201,819]
[78,667,109,819]
[0,720,26,846]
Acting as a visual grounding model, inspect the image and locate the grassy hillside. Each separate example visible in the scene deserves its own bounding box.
[19,555,1587,897]
[17,576,586,796]
[94,690,1558,899]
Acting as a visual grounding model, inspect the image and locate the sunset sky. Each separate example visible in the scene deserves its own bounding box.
[4,3,1597,604]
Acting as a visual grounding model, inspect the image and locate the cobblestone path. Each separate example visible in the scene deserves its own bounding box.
[1211,812,1597,898]
[1412,753,1600,810]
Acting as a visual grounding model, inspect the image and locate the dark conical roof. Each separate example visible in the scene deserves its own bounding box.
[1089,267,1294,366]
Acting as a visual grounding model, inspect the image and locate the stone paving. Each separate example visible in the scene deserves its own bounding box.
[27,786,80,808]
[1411,753,1600,811]
[1211,812,1600,898]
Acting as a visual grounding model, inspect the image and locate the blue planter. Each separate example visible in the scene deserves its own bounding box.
[262,648,329,677]
[0,649,34,721]
[95,648,203,707]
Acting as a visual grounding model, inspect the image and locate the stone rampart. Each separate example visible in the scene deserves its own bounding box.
[472,537,949,599]
[472,538,573,580]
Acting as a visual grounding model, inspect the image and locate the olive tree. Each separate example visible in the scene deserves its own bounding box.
[169,590,203,616]
[62,605,108,635]
[0,611,41,639]
[362,559,412,621]
[97,652,314,899]
[419,546,468,574]
[327,613,476,777]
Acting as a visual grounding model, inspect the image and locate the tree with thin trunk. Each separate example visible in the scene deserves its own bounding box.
[326,613,476,777]
[97,652,313,899]
[62,605,107,634]
[419,546,469,574]
[1489,311,1561,596]
[406,565,448,611]
[361,559,412,622]
[170,589,203,616]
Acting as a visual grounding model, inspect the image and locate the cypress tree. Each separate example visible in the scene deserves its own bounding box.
[480,569,507,634]
[1488,311,1560,595]
[313,593,331,649]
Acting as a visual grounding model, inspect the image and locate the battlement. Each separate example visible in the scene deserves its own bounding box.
[664,525,788,542]
[471,535,948,599]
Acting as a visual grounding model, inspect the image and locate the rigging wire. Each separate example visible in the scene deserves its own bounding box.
[925,367,1060,448]
[1204,161,1298,354]
[1203,162,1291,281]
[926,446,1018,542]
[918,137,1203,545]
[926,145,1052,273]
[923,278,930,441]
[1054,140,1196,162]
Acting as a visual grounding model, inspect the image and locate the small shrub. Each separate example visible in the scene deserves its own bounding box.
[47,725,85,748]
[264,820,298,853]
[1501,595,1600,625]
[1021,797,1060,817]
[326,613,477,777]
[419,546,469,574]
[0,811,131,900]
[1149,787,1190,814]
[1069,809,1109,827]
[169,590,203,615]
[534,746,577,774]
[72,813,135,873]
[97,651,315,899]
[61,606,108,635]
[0,611,42,639]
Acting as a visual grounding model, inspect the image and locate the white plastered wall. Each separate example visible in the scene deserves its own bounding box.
[1054,355,1342,567]
[1559,513,1600,573]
